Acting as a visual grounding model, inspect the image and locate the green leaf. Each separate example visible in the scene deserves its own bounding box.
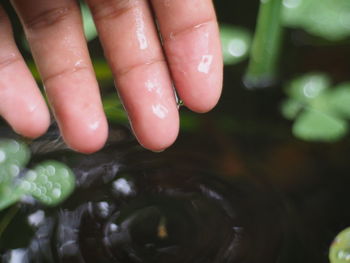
[21,161,75,206]
[329,227,350,263]
[81,3,98,41]
[329,83,350,118]
[286,73,331,102]
[282,0,350,41]
[0,139,30,169]
[292,109,348,142]
[220,24,252,65]
[281,99,303,120]
[0,140,31,210]
[103,94,129,124]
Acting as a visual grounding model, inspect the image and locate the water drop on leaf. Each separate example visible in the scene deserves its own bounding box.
[330,227,350,263]
[24,161,75,206]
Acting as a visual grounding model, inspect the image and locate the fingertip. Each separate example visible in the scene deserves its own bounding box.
[181,71,223,113]
[182,86,222,113]
[131,111,180,152]
[11,103,51,139]
[61,115,109,154]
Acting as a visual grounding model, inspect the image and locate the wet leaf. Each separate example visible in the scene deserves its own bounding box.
[329,83,350,118]
[329,227,350,263]
[286,73,331,102]
[22,161,75,206]
[280,99,303,120]
[220,24,252,65]
[292,109,347,142]
[0,140,30,210]
[0,139,30,169]
[282,0,350,41]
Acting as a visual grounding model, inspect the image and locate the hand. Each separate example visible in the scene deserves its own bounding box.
[0,0,222,153]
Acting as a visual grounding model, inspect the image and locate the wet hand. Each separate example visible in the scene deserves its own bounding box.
[0,0,222,153]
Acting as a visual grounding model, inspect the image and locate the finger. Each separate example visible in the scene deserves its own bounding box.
[11,0,108,153]
[150,0,223,112]
[0,5,50,138]
[87,0,179,151]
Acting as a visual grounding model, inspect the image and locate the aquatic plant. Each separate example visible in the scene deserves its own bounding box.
[0,139,75,211]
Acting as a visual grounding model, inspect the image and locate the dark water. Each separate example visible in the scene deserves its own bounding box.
[1,120,350,263]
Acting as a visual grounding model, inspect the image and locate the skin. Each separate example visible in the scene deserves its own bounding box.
[0,0,223,154]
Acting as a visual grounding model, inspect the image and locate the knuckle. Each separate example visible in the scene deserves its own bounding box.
[24,4,77,30]
[90,0,139,22]
[164,17,215,41]
[43,63,91,83]
[116,57,165,77]
[0,54,21,71]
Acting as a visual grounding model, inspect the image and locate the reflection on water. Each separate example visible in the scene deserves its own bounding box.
[1,123,350,263]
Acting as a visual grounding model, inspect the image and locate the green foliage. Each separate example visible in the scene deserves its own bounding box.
[0,140,31,210]
[282,0,350,41]
[220,24,252,65]
[329,227,350,263]
[81,2,98,41]
[293,109,347,142]
[103,94,129,124]
[0,139,75,211]
[21,161,75,206]
[281,73,350,142]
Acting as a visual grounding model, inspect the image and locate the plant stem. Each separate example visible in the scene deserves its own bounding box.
[244,0,284,88]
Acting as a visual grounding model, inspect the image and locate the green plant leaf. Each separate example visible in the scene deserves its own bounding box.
[103,94,129,124]
[292,109,348,142]
[0,140,31,210]
[282,0,350,41]
[286,73,331,102]
[81,3,98,41]
[220,24,252,65]
[329,227,350,263]
[280,99,303,120]
[329,83,350,118]
[21,161,75,206]
[0,139,30,169]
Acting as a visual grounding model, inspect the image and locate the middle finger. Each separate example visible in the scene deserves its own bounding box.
[86,0,179,151]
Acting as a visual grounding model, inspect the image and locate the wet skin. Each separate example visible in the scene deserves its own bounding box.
[0,0,223,153]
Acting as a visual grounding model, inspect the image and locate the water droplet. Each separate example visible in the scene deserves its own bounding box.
[27,210,45,227]
[45,181,53,190]
[8,140,20,154]
[46,165,56,176]
[151,104,169,119]
[52,188,62,198]
[283,0,301,9]
[228,39,248,57]
[303,77,324,98]
[20,181,31,192]
[10,164,20,177]
[113,178,133,195]
[109,223,118,232]
[26,170,37,181]
[33,187,42,197]
[0,150,6,163]
[97,202,110,218]
[135,9,148,50]
[197,55,213,74]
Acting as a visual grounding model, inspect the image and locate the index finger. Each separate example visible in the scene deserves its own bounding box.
[150,0,223,112]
